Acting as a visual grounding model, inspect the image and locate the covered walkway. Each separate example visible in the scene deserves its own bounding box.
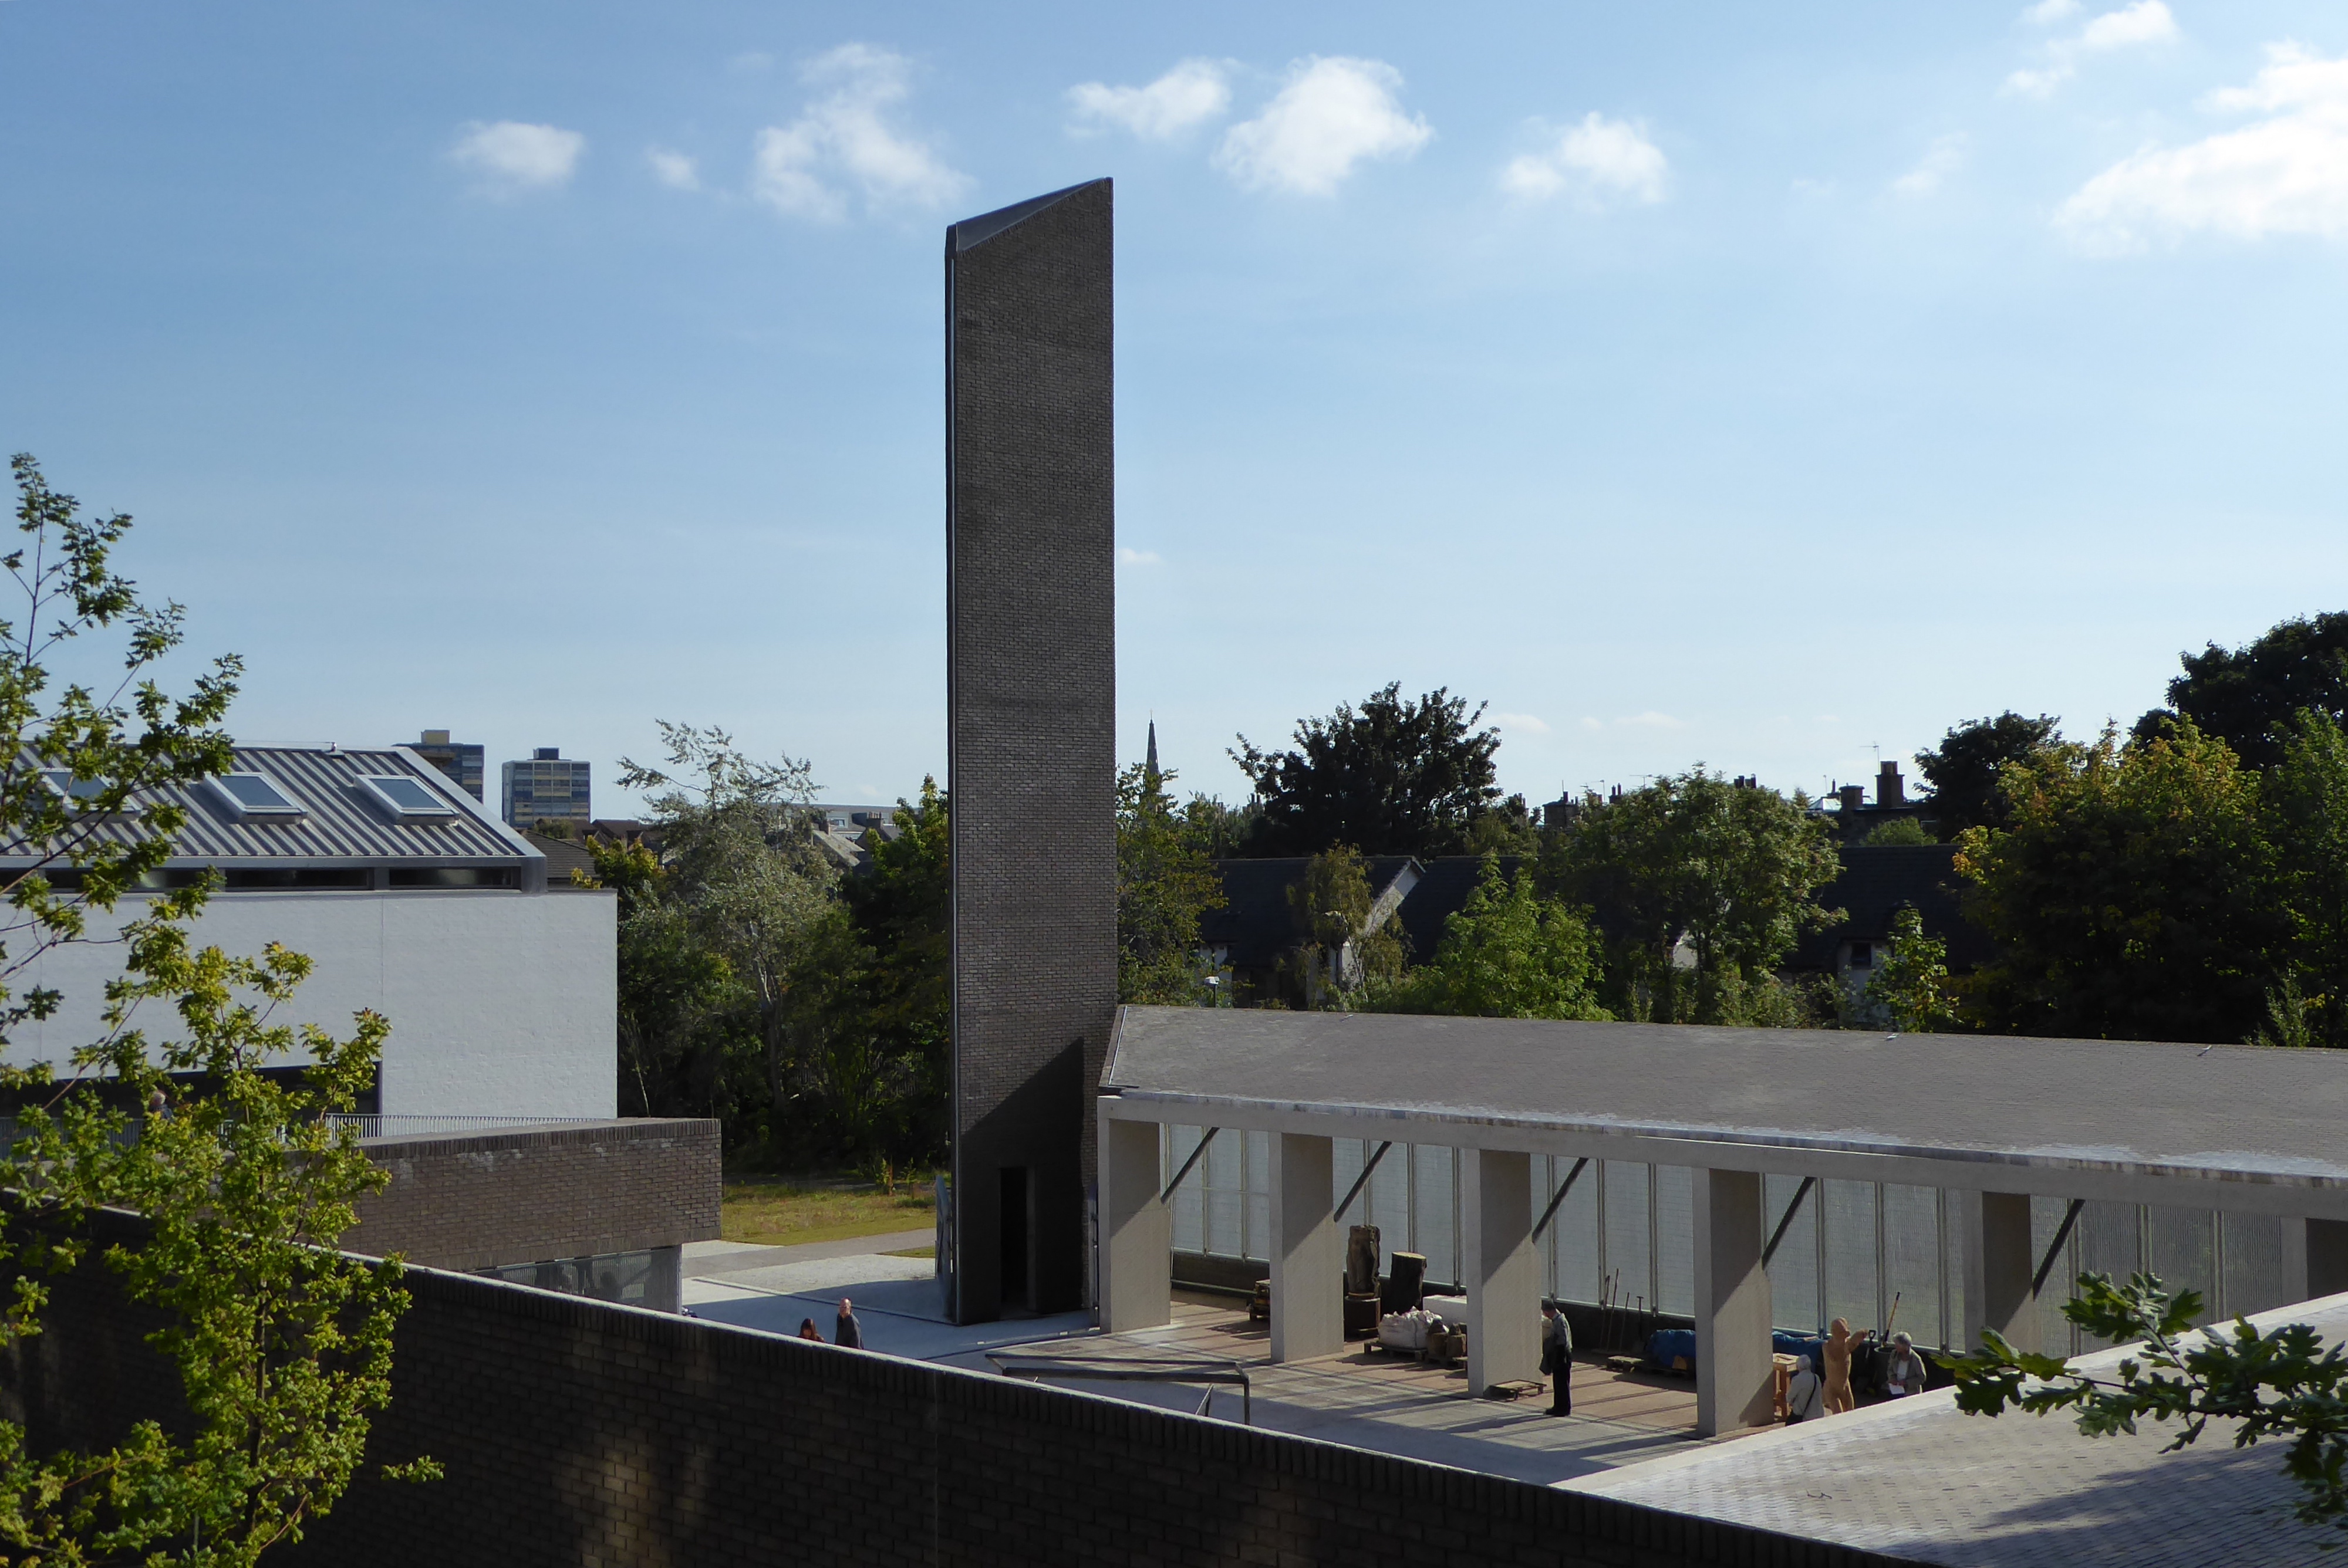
[1099,1008,2348,1435]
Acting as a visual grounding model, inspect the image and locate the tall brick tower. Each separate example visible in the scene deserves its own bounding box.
[944,180,1117,1323]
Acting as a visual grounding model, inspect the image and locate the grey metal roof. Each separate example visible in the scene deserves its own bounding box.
[8,745,537,866]
[1101,1006,2348,1191]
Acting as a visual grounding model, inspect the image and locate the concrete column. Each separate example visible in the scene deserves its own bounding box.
[2280,1218,2348,1305]
[645,1245,683,1314]
[1269,1133,1341,1363]
[1960,1190,2037,1355]
[1693,1167,1773,1437]
[1099,1115,1171,1332]
[1464,1148,1539,1394]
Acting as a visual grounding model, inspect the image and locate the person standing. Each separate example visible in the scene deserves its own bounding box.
[1785,1355,1824,1423]
[835,1296,863,1349]
[1822,1318,1856,1414]
[797,1318,824,1342]
[1540,1299,1574,1416]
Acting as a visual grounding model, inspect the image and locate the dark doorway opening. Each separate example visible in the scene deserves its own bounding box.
[998,1166,1031,1313]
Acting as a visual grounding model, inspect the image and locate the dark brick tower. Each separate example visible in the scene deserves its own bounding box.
[944,180,1116,1323]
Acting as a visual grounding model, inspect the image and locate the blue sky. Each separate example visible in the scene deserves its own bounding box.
[5,1,2347,816]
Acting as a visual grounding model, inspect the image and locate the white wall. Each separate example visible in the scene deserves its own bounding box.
[12,890,618,1120]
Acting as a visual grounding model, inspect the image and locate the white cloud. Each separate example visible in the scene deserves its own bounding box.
[1891,133,1968,197]
[1214,57,1431,195]
[1580,717,1603,731]
[646,147,700,191]
[1068,60,1231,141]
[2080,0,2178,50]
[2058,43,2348,250]
[450,121,584,192]
[1494,712,1551,734]
[2022,0,2080,24]
[1616,712,1686,729]
[2005,1,2177,96]
[752,43,969,222]
[1502,113,1669,205]
[1116,546,1163,566]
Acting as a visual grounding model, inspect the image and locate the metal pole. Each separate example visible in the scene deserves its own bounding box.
[1159,1127,1220,1205]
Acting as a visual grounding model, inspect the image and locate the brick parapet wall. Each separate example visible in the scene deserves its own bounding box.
[346,1117,720,1270]
[279,1262,1923,1567]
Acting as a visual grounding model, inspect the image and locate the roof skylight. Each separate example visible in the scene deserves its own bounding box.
[359,774,457,820]
[41,769,109,805]
[206,772,305,821]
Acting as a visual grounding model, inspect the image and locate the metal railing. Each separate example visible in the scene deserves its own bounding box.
[325,1114,575,1139]
[987,1354,1252,1424]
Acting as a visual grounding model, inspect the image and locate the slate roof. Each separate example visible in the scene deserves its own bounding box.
[1197,856,1419,970]
[1393,855,1526,963]
[5,745,537,869]
[1790,844,1995,972]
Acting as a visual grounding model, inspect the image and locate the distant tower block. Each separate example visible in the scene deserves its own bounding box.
[945,180,1116,1324]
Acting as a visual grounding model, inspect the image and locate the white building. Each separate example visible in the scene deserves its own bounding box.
[7,744,616,1121]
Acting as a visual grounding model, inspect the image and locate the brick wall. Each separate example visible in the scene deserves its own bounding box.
[946,179,1119,1323]
[346,1117,720,1270]
[8,1219,1920,1567]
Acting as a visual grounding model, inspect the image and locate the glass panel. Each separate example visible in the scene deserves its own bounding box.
[1168,1126,1203,1254]
[1823,1180,1880,1334]
[2074,1201,2142,1350]
[1883,1184,1941,1350]
[1554,1160,1601,1304]
[1413,1145,1456,1290]
[2147,1207,2218,1328]
[2222,1212,2289,1319]
[1764,1174,1820,1334]
[1244,1131,1270,1262]
[1603,1161,1651,1314]
[2032,1197,2080,1356]
[1654,1165,1693,1317]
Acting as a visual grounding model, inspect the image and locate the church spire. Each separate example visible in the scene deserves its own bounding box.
[1145,718,1159,779]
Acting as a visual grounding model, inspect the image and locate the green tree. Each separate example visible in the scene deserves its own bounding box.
[1954,722,2286,1043]
[1117,763,1226,1005]
[0,455,431,1563]
[618,724,836,1136]
[1860,817,1936,847]
[1548,769,1842,1025]
[1865,906,1956,1033]
[1915,712,2069,835]
[2262,712,2348,1049]
[582,835,743,1120]
[1946,1270,2348,1530]
[2137,612,2348,771]
[1231,684,1504,857]
[1280,847,1406,1008]
[1374,854,1609,1020]
[821,778,951,1162]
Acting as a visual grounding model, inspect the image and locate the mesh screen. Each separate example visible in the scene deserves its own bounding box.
[1553,1160,1603,1303]
[1764,1174,1821,1333]
[2222,1212,2289,1318]
[2032,1197,2080,1356]
[1413,1145,1457,1287]
[2147,1206,2219,1327]
[1244,1131,1270,1261]
[1655,1165,1694,1317]
[1168,1126,1203,1254]
[1824,1180,1880,1333]
[1883,1185,1941,1349]
[1603,1162,1651,1312]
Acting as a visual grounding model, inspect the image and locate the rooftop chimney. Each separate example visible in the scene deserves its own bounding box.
[1837,783,1865,815]
[421,729,450,746]
[1877,760,1905,808]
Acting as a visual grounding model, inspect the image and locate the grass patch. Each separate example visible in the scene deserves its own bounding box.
[721,1175,937,1247]
[881,1247,936,1259]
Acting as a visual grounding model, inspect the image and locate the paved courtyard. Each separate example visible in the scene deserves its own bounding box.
[684,1242,1714,1488]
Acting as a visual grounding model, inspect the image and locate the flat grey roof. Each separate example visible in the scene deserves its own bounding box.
[1568,1288,2348,1567]
[1102,1008,2348,1198]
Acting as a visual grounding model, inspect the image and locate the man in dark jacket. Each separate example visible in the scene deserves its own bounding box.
[1540,1299,1574,1415]
[835,1296,863,1349]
